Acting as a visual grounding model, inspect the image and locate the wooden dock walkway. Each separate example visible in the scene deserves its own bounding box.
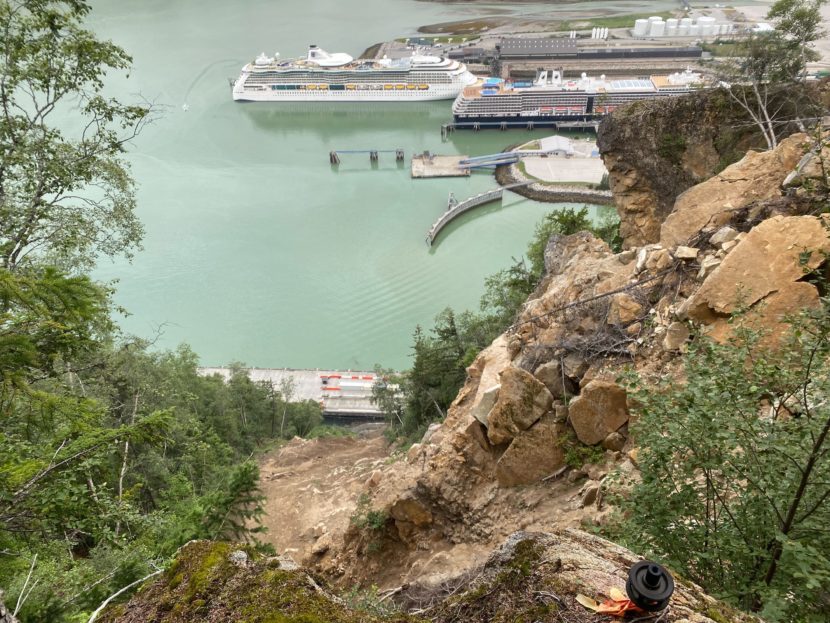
[425,182,532,247]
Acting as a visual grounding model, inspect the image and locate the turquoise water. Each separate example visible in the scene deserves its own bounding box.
[86,0,684,369]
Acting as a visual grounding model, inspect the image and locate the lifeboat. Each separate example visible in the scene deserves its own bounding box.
[395,84,405,90]
[406,84,417,90]
[345,84,357,90]
[383,84,394,90]
[306,84,316,90]
[418,84,429,90]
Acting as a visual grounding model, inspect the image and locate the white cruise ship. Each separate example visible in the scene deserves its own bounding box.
[232,45,477,102]
[452,69,704,126]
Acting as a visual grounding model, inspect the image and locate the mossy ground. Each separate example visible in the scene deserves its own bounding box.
[98,541,422,623]
[428,538,594,623]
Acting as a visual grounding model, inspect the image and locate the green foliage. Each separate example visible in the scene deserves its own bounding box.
[0,0,149,271]
[557,431,605,469]
[526,206,621,276]
[657,133,687,165]
[202,461,266,543]
[350,494,388,532]
[716,0,827,149]
[615,304,830,622]
[341,584,402,618]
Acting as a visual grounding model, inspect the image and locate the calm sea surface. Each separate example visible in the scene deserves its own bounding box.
[87,0,722,369]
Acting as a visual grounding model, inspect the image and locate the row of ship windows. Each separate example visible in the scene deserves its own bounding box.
[245,75,452,84]
[264,83,433,91]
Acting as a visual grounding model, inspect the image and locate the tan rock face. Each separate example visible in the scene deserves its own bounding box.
[607,292,644,325]
[533,360,575,399]
[390,496,433,528]
[568,380,630,445]
[470,384,500,427]
[487,367,553,445]
[662,321,691,351]
[686,215,830,337]
[660,134,808,248]
[495,415,566,487]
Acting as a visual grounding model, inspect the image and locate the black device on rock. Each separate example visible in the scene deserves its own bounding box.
[626,561,674,611]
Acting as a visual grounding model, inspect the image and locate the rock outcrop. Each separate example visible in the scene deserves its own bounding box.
[598,90,764,248]
[597,88,814,249]
[486,366,552,445]
[568,380,629,446]
[100,534,757,623]
[660,134,808,248]
[682,214,830,343]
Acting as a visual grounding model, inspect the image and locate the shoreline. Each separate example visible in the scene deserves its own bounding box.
[494,160,614,206]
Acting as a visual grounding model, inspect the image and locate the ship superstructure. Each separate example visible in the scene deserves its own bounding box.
[452,69,703,124]
[232,45,477,102]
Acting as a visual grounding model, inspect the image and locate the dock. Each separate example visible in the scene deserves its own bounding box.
[411,152,471,178]
[442,120,600,137]
[425,182,532,247]
[330,149,404,165]
[198,367,385,420]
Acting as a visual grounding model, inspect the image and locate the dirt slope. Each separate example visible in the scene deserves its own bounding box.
[257,426,391,562]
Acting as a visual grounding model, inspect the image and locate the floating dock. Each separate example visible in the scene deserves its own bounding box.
[411,152,471,178]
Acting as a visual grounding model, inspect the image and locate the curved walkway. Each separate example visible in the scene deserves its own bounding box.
[425,182,531,247]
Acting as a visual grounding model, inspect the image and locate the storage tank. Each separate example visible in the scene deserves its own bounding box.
[698,16,716,36]
[650,20,666,36]
[649,15,663,24]
[680,17,693,28]
[688,24,700,36]
[633,19,649,36]
[678,24,689,36]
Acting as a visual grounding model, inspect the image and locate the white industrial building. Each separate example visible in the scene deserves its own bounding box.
[632,15,735,39]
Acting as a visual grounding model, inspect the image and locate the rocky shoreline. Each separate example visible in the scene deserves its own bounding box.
[495,160,614,206]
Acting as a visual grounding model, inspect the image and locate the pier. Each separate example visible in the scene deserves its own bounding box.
[411,151,471,178]
[441,120,600,138]
[198,367,385,419]
[425,182,532,247]
[330,149,405,165]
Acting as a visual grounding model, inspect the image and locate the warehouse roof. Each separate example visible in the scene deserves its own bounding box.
[497,38,579,58]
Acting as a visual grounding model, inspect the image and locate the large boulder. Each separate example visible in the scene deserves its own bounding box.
[495,415,566,487]
[568,380,629,445]
[660,134,808,248]
[684,215,830,342]
[486,367,553,445]
[533,360,576,399]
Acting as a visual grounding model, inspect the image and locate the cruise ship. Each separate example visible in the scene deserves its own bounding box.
[451,69,703,125]
[232,45,477,102]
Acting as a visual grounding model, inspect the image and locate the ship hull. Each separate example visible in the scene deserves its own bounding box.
[451,113,597,126]
[233,84,466,102]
